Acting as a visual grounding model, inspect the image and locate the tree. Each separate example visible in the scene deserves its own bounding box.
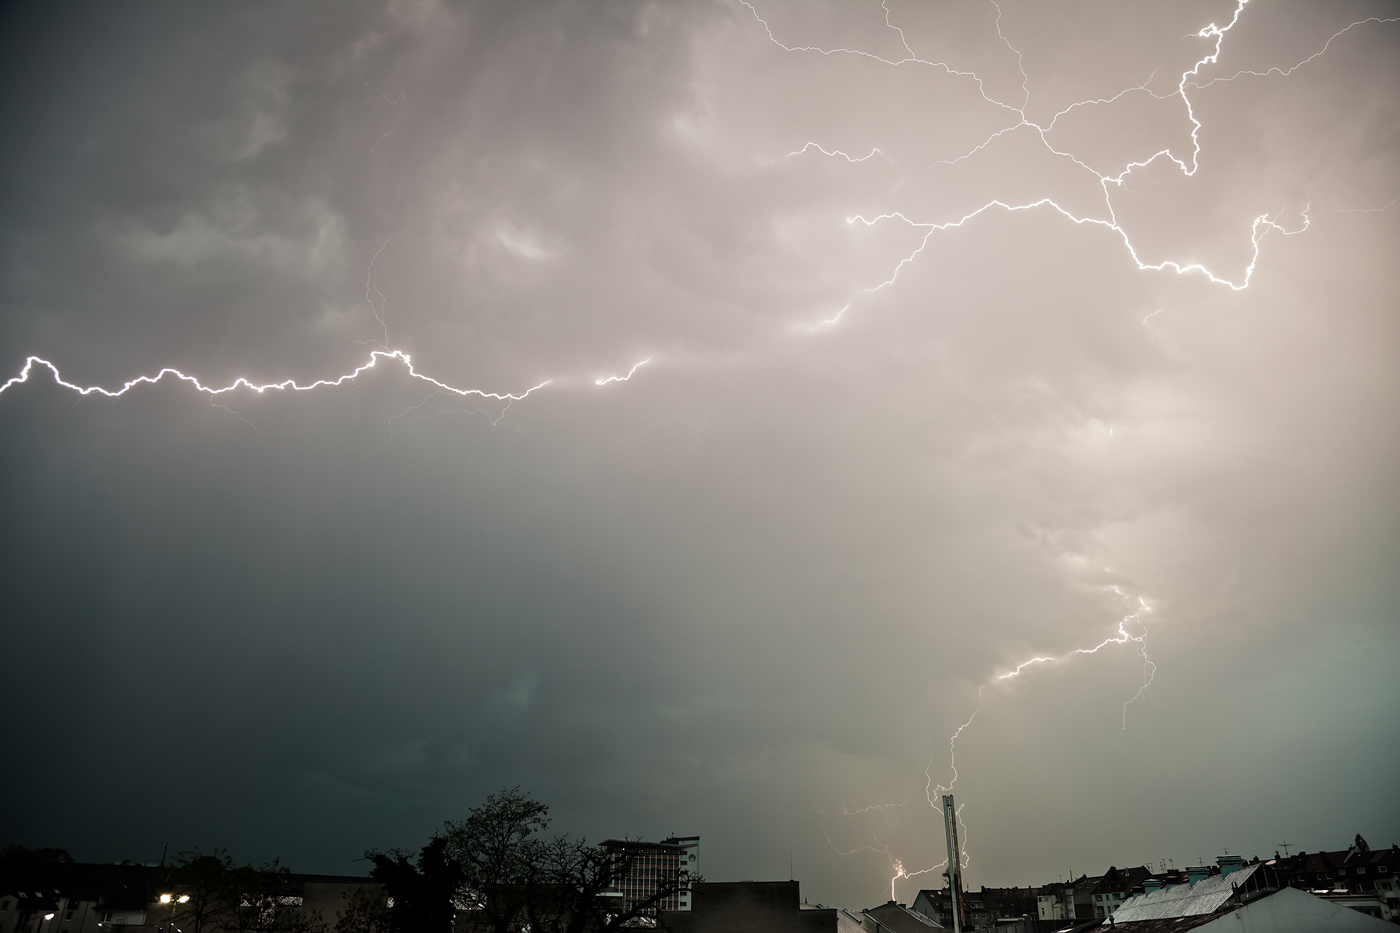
[0,845,73,867]
[169,850,238,933]
[225,859,326,933]
[443,786,552,933]
[365,835,463,933]
[333,888,392,933]
[370,787,697,933]
[168,850,326,933]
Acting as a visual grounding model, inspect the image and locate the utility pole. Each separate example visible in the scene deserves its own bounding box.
[942,795,963,933]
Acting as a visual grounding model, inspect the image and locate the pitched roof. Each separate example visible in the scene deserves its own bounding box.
[1110,864,1261,923]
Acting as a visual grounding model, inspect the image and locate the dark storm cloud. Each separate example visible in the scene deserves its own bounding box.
[1,0,1397,909]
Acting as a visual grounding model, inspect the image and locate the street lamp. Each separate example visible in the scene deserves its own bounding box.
[157,893,190,932]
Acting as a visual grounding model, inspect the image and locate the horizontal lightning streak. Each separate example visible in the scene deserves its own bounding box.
[0,350,549,403]
[788,142,888,163]
[845,201,1308,295]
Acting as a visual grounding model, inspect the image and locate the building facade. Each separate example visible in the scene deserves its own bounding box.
[600,836,699,914]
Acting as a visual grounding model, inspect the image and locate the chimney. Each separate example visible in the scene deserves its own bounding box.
[1186,867,1210,885]
[1217,856,1246,878]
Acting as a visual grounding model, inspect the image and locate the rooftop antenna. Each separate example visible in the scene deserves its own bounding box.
[1279,842,1294,857]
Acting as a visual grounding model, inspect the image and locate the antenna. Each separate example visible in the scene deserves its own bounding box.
[1279,842,1293,857]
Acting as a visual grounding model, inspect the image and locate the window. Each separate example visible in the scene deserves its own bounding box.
[1358,868,1366,875]
[1338,869,1347,876]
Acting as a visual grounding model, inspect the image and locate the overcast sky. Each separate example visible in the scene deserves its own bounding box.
[1,0,1396,908]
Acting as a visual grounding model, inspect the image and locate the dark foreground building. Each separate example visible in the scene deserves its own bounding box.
[0,857,378,933]
[661,881,866,933]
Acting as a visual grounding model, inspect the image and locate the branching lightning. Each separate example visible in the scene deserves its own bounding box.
[996,588,1156,728]
[746,0,1381,331]
[847,588,1157,898]
[738,0,1394,899]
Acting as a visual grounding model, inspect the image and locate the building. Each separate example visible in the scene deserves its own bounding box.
[0,862,153,933]
[1036,881,1075,922]
[1265,838,1400,922]
[1086,866,1153,919]
[1109,858,1394,932]
[863,900,943,933]
[910,886,1039,930]
[911,888,956,928]
[600,836,699,914]
[661,881,866,933]
[0,857,380,933]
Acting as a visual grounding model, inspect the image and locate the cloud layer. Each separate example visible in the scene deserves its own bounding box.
[1,0,1397,907]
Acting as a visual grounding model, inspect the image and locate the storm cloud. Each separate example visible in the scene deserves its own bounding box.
[1,0,1396,908]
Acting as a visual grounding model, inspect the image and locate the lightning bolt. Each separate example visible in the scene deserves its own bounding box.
[0,350,549,403]
[743,0,1384,331]
[832,585,1157,899]
[363,235,396,349]
[595,357,653,386]
[788,142,889,163]
[739,0,1389,899]
[996,588,1156,728]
